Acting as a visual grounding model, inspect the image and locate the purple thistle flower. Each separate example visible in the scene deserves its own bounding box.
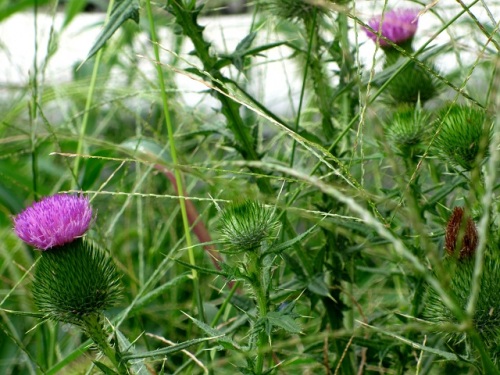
[14,194,93,250]
[365,9,419,47]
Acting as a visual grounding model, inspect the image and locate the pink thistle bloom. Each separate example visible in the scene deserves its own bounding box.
[365,9,419,47]
[14,194,93,250]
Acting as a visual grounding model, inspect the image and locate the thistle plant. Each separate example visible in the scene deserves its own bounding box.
[365,8,437,103]
[217,201,300,374]
[433,104,490,171]
[13,194,126,374]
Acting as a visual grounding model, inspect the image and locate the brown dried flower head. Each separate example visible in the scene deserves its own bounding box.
[445,207,478,259]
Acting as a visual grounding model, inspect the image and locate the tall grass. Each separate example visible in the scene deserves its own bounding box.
[1,0,500,373]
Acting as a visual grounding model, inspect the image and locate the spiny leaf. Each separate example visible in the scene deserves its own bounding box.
[93,361,119,375]
[263,222,318,256]
[84,0,140,63]
[122,337,216,360]
[266,311,302,334]
[360,321,467,362]
[114,330,151,375]
[307,274,332,298]
[183,312,244,351]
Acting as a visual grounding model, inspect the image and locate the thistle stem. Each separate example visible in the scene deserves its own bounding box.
[247,252,269,374]
[81,313,128,375]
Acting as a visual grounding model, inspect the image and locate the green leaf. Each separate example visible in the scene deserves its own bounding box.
[0,309,45,319]
[122,337,215,360]
[114,330,151,375]
[175,259,229,278]
[81,150,116,190]
[0,0,52,22]
[234,32,257,55]
[231,32,256,72]
[63,0,88,28]
[306,274,331,298]
[264,223,318,256]
[183,312,244,351]
[216,40,287,71]
[360,322,467,362]
[93,361,119,375]
[120,137,171,164]
[266,311,302,334]
[85,0,140,62]
[132,273,191,312]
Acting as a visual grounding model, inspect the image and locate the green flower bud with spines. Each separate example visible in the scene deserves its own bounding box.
[263,0,349,22]
[433,104,490,171]
[386,104,429,155]
[425,253,500,365]
[385,61,437,104]
[32,238,122,326]
[219,200,279,253]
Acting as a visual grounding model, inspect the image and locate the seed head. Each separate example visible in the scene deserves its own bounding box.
[14,194,93,250]
[445,207,478,260]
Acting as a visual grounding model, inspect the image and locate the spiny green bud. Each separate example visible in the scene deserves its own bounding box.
[433,104,490,171]
[424,253,500,364]
[386,104,429,155]
[384,61,437,104]
[32,238,121,326]
[262,0,346,22]
[219,201,279,252]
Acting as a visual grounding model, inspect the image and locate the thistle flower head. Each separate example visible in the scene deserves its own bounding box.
[365,9,419,48]
[433,104,490,171]
[13,194,92,250]
[386,105,429,154]
[32,239,121,326]
[445,207,478,260]
[219,201,279,252]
